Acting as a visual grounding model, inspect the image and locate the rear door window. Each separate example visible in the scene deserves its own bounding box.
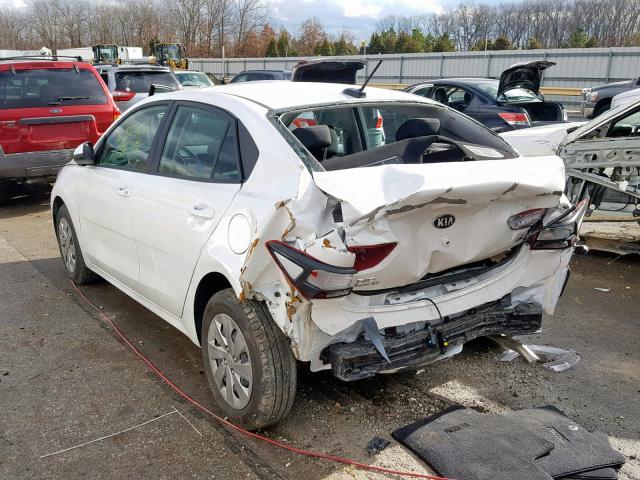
[114,71,179,93]
[0,68,107,109]
[158,105,240,181]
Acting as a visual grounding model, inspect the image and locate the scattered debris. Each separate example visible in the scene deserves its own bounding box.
[594,287,611,293]
[366,436,391,456]
[491,337,580,372]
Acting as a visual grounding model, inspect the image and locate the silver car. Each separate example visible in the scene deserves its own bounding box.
[95,64,181,111]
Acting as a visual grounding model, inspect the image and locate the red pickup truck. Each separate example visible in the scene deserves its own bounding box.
[0,57,119,200]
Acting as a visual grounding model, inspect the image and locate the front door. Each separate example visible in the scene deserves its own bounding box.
[77,103,170,290]
[132,102,242,317]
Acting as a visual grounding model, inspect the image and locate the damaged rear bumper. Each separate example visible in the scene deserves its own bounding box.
[322,299,542,381]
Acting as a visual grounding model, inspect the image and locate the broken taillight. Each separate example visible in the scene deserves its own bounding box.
[507,208,546,230]
[498,112,531,127]
[347,243,397,271]
[266,240,355,299]
[528,200,588,250]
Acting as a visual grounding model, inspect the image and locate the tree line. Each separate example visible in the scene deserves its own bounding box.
[1,0,639,58]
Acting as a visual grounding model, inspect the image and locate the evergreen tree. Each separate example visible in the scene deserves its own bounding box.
[432,33,455,52]
[266,38,278,57]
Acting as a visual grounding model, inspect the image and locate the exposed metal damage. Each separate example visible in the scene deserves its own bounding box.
[237,151,579,373]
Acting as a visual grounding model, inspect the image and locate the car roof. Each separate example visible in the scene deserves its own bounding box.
[237,69,289,74]
[96,64,172,72]
[154,81,433,111]
[0,59,94,70]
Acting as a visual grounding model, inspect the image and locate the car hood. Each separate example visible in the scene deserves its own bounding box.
[592,79,634,91]
[292,60,365,84]
[498,61,556,97]
[559,96,640,148]
[501,122,586,157]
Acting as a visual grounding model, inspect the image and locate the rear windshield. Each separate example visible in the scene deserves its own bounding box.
[278,101,518,172]
[0,68,107,109]
[114,71,179,93]
[476,81,540,103]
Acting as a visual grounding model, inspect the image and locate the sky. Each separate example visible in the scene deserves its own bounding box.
[270,0,445,39]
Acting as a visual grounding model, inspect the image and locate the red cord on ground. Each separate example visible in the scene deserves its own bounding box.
[71,281,455,480]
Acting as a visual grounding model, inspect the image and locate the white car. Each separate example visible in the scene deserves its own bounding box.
[611,87,640,109]
[51,82,585,429]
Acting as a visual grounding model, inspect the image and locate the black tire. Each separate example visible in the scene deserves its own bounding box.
[593,101,610,118]
[201,289,297,430]
[55,204,98,284]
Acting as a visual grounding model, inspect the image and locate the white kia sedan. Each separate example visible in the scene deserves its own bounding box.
[51,81,585,429]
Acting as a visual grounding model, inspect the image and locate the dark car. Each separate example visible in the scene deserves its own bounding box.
[404,61,567,132]
[0,56,120,200]
[229,70,292,83]
[581,78,640,118]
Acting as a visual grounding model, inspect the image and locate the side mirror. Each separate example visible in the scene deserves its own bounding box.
[73,142,96,166]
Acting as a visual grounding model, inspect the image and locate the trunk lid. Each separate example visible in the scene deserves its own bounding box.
[313,156,565,290]
[498,61,555,98]
[292,60,365,84]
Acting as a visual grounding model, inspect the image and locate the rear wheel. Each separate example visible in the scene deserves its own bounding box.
[55,205,98,284]
[201,289,297,430]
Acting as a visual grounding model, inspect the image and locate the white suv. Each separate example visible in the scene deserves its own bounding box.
[51,82,585,429]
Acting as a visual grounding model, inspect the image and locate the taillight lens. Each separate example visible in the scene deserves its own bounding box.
[347,243,397,271]
[527,200,588,250]
[266,240,355,299]
[498,112,531,127]
[507,208,546,230]
[374,112,383,129]
[112,90,136,102]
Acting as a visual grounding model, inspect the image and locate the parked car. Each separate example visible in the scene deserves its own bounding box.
[175,70,219,88]
[501,99,640,215]
[581,78,640,118]
[51,82,584,429]
[0,56,119,201]
[404,61,567,132]
[229,69,291,83]
[94,63,180,111]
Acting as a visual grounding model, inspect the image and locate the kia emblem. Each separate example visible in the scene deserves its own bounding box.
[433,214,455,229]
[50,108,62,113]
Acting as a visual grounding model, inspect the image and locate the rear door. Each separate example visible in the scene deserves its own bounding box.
[132,102,242,317]
[77,103,170,291]
[0,65,114,154]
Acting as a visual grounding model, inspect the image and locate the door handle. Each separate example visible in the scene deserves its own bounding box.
[189,203,215,219]
[117,185,131,197]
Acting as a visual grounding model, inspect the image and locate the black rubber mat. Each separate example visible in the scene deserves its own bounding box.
[507,406,625,478]
[563,467,618,479]
[392,406,555,480]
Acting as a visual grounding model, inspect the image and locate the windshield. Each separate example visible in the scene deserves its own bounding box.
[278,101,517,172]
[159,45,180,60]
[96,46,116,62]
[177,72,213,87]
[477,81,540,103]
[115,71,179,93]
[0,68,107,109]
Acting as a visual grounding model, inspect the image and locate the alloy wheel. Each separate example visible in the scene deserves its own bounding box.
[58,217,76,274]
[207,313,253,409]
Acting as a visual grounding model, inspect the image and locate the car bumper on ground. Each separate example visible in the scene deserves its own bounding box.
[0,148,73,179]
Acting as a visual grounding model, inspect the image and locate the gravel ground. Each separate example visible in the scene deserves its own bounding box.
[1,187,638,480]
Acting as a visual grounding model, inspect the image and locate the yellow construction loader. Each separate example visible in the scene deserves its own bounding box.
[152,43,188,70]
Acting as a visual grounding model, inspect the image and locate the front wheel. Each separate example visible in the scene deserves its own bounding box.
[55,204,98,284]
[201,289,297,430]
